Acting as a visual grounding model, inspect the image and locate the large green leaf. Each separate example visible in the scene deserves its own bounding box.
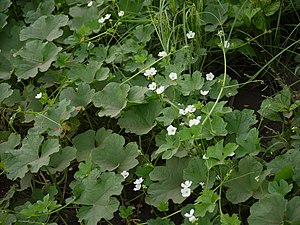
[4,134,60,180]
[93,82,130,117]
[195,189,220,217]
[118,100,162,135]
[20,15,69,41]
[24,0,55,24]
[73,130,95,162]
[248,195,300,225]
[13,40,62,80]
[146,157,190,207]
[201,3,228,32]
[0,83,13,103]
[74,170,123,225]
[91,133,140,172]
[225,156,269,204]
[67,61,102,83]
[235,128,261,157]
[178,71,204,96]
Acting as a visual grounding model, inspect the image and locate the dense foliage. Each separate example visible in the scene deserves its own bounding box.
[0,0,300,224]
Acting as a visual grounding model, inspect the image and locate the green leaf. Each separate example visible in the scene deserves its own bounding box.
[220,213,241,225]
[93,82,130,117]
[59,83,95,109]
[146,157,190,207]
[127,86,148,104]
[74,170,123,225]
[118,100,162,135]
[156,106,178,126]
[286,196,300,223]
[0,83,13,103]
[24,0,55,24]
[235,128,261,157]
[248,194,286,225]
[264,1,280,16]
[67,61,102,83]
[91,133,140,172]
[47,146,77,174]
[183,157,208,185]
[178,71,204,96]
[268,180,293,197]
[133,24,155,43]
[201,101,232,117]
[73,130,95,162]
[201,3,228,32]
[225,109,257,135]
[29,99,75,136]
[195,189,220,217]
[0,133,21,159]
[20,15,69,41]
[147,217,175,225]
[119,206,133,219]
[4,135,60,180]
[13,40,62,80]
[225,156,268,204]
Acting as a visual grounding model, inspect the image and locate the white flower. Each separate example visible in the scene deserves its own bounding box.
[120,171,129,179]
[188,116,201,127]
[104,14,111,20]
[148,82,157,91]
[217,30,224,37]
[206,72,215,81]
[144,67,157,77]
[186,31,195,39]
[133,177,144,191]
[118,11,124,17]
[199,182,205,189]
[155,86,165,94]
[158,51,167,57]
[181,180,192,188]
[200,90,209,96]
[35,92,42,99]
[179,109,186,115]
[87,1,93,7]
[184,209,197,223]
[169,72,178,80]
[185,105,196,113]
[202,154,208,160]
[224,40,230,49]
[181,187,191,197]
[98,17,105,23]
[167,125,177,136]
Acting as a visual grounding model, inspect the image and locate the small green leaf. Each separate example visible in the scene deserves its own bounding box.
[119,206,133,219]
[74,170,123,225]
[236,128,261,157]
[93,82,130,117]
[157,106,178,126]
[147,217,175,225]
[268,180,293,197]
[73,130,95,162]
[201,3,228,31]
[0,83,13,103]
[13,40,62,80]
[195,189,220,217]
[20,15,69,41]
[118,100,162,135]
[133,24,155,43]
[178,71,204,96]
[127,86,148,104]
[67,61,102,83]
[220,213,241,225]
[91,133,140,172]
[4,134,60,180]
[146,157,190,207]
[24,0,55,24]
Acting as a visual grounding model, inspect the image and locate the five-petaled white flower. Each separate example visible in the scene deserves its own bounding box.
[185,104,196,113]
[179,109,186,115]
[158,51,167,57]
[87,1,93,7]
[186,31,195,39]
[181,187,191,197]
[200,90,209,96]
[133,177,144,191]
[189,116,201,127]
[184,209,197,223]
[155,86,165,94]
[121,171,129,179]
[206,72,215,81]
[148,82,157,91]
[144,67,157,77]
[169,72,178,80]
[118,11,124,17]
[35,92,42,99]
[167,125,177,136]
